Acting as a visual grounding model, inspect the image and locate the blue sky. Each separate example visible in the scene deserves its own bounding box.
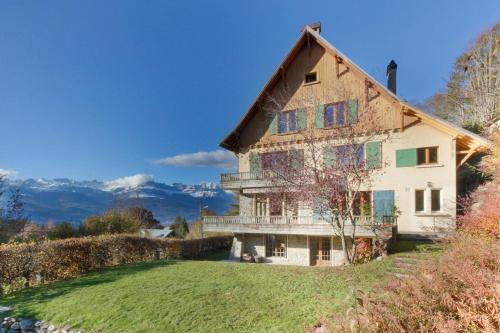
[0,0,498,185]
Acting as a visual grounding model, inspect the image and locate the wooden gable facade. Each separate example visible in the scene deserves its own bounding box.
[220,25,490,162]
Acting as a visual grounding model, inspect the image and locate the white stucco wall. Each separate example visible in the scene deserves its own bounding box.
[238,122,457,234]
[372,123,456,233]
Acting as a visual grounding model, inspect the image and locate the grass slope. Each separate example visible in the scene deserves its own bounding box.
[1,243,435,333]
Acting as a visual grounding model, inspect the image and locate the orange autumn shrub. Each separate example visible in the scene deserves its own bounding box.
[0,234,232,295]
[334,229,499,332]
[334,187,499,332]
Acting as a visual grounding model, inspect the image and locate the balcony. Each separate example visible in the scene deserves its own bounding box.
[220,171,273,189]
[203,215,396,237]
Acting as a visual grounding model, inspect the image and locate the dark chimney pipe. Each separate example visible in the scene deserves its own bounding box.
[386,60,397,95]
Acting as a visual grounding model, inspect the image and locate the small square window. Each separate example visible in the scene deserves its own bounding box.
[431,189,441,212]
[305,72,317,84]
[415,190,425,212]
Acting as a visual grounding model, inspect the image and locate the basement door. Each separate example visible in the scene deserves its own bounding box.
[310,237,331,266]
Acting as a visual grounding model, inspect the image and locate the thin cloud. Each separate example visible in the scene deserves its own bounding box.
[104,174,154,191]
[154,150,236,169]
[0,168,18,178]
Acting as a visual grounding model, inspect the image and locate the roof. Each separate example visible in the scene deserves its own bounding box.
[220,26,491,155]
[140,228,172,238]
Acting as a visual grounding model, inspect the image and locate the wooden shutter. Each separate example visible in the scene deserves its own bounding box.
[323,147,337,168]
[269,113,278,135]
[249,152,262,173]
[347,99,358,124]
[373,190,394,221]
[396,148,417,167]
[315,104,325,128]
[289,149,304,170]
[366,141,382,169]
[297,109,307,131]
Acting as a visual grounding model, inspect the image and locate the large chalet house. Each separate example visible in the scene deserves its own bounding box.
[203,23,490,266]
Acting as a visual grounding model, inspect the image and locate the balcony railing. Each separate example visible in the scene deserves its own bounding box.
[204,215,395,226]
[221,171,271,182]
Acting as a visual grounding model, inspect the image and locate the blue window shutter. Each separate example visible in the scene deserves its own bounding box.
[315,104,325,128]
[249,152,262,173]
[396,148,417,167]
[373,190,394,221]
[269,113,278,135]
[297,109,307,131]
[366,141,382,169]
[347,99,358,124]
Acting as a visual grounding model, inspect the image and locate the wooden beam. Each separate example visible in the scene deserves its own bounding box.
[403,119,421,130]
[335,56,340,79]
[280,66,287,89]
[456,145,479,169]
[400,106,405,132]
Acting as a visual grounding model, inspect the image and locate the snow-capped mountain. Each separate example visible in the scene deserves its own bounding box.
[2,176,234,225]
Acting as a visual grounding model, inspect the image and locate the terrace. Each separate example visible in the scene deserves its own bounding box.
[203,215,396,237]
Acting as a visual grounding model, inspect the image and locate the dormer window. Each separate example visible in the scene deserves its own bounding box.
[304,72,318,84]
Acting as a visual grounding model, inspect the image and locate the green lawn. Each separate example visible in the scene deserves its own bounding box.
[1,242,436,333]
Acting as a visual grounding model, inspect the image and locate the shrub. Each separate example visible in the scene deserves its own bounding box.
[333,203,500,332]
[0,235,232,295]
[82,210,140,236]
[48,221,78,240]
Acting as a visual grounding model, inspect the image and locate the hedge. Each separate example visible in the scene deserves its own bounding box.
[0,234,232,294]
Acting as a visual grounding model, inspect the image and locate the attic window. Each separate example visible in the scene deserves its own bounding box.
[304,72,318,84]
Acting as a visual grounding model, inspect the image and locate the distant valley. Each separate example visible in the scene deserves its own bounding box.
[2,177,234,225]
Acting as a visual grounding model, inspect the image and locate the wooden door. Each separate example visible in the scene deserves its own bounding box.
[310,237,331,266]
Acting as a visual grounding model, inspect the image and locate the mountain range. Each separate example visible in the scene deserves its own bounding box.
[2,176,234,225]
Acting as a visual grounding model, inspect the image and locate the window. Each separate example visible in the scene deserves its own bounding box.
[261,150,304,172]
[261,151,288,170]
[353,191,372,216]
[431,189,441,212]
[415,190,425,212]
[331,144,364,168]
[266,235,287,257]
[324,102,347,128]
[270,198,283,216]
[279,110,298,134]
[304,72,317,84]
[417,147,438,165]
[255,196,267,216]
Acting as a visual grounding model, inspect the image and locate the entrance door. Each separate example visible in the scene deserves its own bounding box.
[310,237,331,266]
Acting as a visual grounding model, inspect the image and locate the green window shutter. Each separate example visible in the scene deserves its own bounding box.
[396,148,417,167]
[289,149,304,170]
[315,104,324,128]
[366,141,382,169]
[297,109,307,131]
[249,152,262,173]
[323,147,336,168]
[347,99,358,124]
[269,113,278,135]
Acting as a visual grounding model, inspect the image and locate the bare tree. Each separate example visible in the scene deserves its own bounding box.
[446,23,499,128]
[257,85,395,264]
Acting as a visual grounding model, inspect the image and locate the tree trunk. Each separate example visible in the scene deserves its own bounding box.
[340,232,351,264]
